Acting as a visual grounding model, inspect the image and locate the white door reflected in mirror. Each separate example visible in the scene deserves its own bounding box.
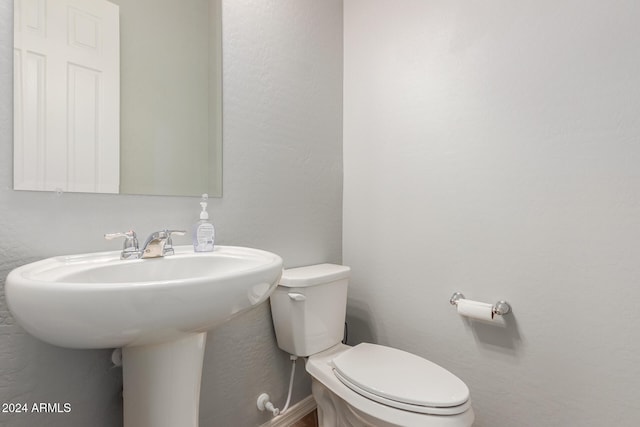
[14,0,120,193]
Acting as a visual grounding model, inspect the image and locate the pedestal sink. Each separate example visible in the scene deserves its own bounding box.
[5,245,283,427]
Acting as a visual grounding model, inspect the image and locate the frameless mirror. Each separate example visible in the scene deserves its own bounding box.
[13,0,222,197]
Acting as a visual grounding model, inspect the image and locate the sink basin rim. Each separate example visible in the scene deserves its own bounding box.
[8,245,281,290]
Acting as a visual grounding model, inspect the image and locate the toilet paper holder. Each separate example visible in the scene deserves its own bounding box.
[449,292,511,316]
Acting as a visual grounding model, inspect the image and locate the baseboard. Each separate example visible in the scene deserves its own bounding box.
[259,395,317,427]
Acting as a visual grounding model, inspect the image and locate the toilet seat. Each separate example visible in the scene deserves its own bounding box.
[331,343,471,416]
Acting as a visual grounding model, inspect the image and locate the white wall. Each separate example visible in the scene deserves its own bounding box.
[343,1,640,426]
[0,0,343,426]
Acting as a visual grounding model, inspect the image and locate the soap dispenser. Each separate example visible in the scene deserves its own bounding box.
[193,194,215,252]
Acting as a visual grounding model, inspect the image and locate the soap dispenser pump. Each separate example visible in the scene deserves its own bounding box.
[193,194,215,252]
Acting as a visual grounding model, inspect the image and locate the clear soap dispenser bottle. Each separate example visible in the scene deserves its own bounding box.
[193,193,215,252]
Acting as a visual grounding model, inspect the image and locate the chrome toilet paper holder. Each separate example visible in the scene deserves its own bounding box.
[449,292,511,316]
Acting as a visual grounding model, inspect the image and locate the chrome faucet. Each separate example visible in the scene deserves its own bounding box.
[140,229,185,258]
[105,229,186,259]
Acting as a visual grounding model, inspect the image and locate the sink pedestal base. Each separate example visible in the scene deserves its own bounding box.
[122,332,207,427]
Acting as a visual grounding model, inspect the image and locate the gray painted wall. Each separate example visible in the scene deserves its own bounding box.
[343,1,640,426]
[0,0,343,426]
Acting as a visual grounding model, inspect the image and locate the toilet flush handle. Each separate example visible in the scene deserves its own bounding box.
[288,293,306,301]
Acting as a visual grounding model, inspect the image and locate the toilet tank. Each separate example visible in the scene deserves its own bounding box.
[270,264,350,357]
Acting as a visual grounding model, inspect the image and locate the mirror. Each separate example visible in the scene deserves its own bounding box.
[13,0,222,197]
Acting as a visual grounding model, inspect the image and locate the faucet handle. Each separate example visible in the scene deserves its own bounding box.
[163,229,186,236]
[104,230,140,259]
[162,229,186,256]
[104,230,137,240]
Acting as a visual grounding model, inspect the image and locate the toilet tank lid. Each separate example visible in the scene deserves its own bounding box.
[279,264,350,288]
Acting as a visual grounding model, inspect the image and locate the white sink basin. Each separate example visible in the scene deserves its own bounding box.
[5,245,283,427]
[6,245,283,348]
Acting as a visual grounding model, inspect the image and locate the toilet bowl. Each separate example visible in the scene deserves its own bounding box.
[270,264,474,427]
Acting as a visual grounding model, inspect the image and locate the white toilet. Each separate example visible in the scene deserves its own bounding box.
[270,264,475,427]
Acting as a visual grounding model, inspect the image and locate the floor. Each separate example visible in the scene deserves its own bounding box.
[290,409,318,427]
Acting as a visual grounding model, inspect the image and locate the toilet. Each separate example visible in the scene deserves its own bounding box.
[270,264,475,427]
